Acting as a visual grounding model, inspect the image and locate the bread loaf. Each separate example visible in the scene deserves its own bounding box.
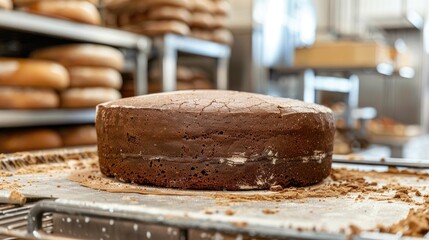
[190,0,212,13]
[0,87,59,109]
[0,0,12,9]
[212,0,230,15]
[31,44,124,71]
[61,87,121,108]
[111,0,191,13]
[0,58,69,89]
[190,12,214,28]
[211,28,233,44]
[13,0,98,7]
[68,67,122,89]
[23,0,101,25]
[60,125,97,146]
[0,129,62,153]
[129,6,192,23]
[122,21,190,36]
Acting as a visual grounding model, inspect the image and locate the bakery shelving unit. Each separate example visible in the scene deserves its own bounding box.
[0,10,151,127]
[268,65,397,128]
[269,63,416,156]
[0,11,231,127]
[152,34,231,92]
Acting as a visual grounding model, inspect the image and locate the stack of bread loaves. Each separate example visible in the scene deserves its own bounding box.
[147,65,213,93]
[105,0,232,44]
[13,0,101,25]
[189,0,214,41]
[0,125,97,153]
[31,44,123,108]
[188,0,233,44]
[209,0,232,44]
[0,58,69,109]
[0,128,62,152]
[0,0,12,9]
[59,125,97,147]
[106,0,192,36]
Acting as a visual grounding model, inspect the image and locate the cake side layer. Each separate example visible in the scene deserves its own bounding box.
[96,107,335,161]
[99,155,332,190]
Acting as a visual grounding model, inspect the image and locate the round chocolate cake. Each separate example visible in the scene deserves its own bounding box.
[96,90,335,190]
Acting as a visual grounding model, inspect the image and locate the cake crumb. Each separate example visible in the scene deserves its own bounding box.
[204,208,214,215]
[349,224,361,235]
[346,154,361,160]
[0,171,13,177]
[232,221,248,228]
[9,190,26,205]
[262,209,279,214]
[270,185,283,192]
[224,209,235,216]
[121,196,138,202]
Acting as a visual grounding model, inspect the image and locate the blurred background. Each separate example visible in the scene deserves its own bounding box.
[0,0,428,159]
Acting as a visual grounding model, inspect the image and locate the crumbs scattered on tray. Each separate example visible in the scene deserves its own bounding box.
[4,149,429,238]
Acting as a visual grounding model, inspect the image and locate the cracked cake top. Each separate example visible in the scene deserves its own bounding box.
[99,90,332,114]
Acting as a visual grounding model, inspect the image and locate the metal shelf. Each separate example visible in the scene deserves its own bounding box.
[153,34,231,92]
[154,34,231,58]
[367,11,424,31]
[0,109,95,128]
[270,62,395,76]
[0,10,149,49]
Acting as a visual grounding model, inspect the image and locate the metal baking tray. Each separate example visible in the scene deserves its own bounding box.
[0,148,427,240]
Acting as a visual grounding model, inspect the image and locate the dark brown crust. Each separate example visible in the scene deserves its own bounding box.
[96,90,335,190]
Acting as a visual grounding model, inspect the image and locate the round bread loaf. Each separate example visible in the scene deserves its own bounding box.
[0,129,62,153]
[106,0,191,13]
[122,21,190,36]
[212,0,230,15]
[190,12,214,28]
[190,0,212,13]
[0,58,69,89]
[192,78,212,89]
[104,0,127,10]
[150,65,193,82]
[13,0,98,7]
[212,15,227,28]
[68,67,122,89]
[31,44,124,71]
[129,6,192,23]
[148,80,211,93]
[128,0,191,11]
[23,0,101,25]
[0,0,12,9]
[191,29,212,41]
[60,125,97,146]
[96,90,335,190]
[61,87,121,108]
[211,28,233,44]
[0,87,59,109]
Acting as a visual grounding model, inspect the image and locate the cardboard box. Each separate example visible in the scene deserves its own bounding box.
[294,41,392,68]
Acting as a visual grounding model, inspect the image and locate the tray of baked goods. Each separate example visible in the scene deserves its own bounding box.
[0,146,428,240]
